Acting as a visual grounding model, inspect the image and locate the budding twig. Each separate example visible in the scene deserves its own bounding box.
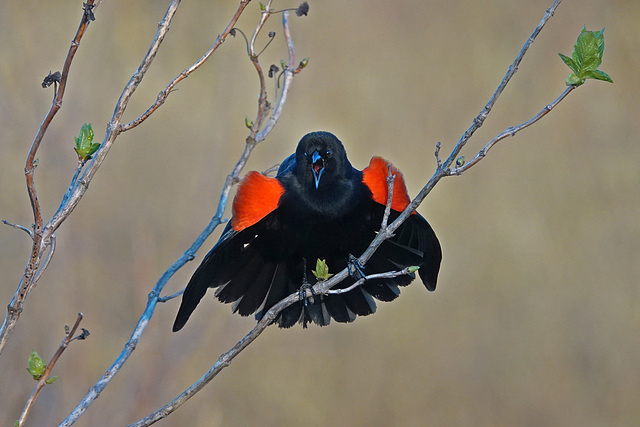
[17,313,87,427]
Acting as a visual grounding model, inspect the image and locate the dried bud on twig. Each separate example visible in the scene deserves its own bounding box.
[296,2,310,17]
[41,71,61,88]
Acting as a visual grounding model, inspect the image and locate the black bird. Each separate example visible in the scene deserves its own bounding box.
[173,131,441,330]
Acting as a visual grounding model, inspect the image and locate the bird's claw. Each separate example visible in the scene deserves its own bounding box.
[298,283,316,307]
[347,254,366,281]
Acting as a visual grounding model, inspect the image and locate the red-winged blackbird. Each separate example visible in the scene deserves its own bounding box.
[173,131,441,331]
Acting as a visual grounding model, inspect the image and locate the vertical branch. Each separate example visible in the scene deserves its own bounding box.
[247,0,275,136]
[256,11,298,141]
[0,0,96,357]
[25,0,96,233]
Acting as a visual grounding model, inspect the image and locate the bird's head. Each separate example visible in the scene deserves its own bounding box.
[295,131,351,190]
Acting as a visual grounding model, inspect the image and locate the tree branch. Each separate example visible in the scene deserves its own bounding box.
[118,0,251,133]
[0,0,97,357]
[450,85,575,174]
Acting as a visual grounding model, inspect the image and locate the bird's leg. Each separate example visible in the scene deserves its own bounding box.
[298,258,316,306]
[347,254,366,281]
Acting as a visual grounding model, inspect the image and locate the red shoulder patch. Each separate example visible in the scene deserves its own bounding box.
[362,156,413,213]
[231,171,284,231]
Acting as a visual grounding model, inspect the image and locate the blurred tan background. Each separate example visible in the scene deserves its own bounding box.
[1,0,638,425]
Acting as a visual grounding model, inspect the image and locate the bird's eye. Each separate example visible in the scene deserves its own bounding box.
[326,149,332,157]
[303,152,308,157]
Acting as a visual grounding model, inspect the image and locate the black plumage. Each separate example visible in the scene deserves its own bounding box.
[173,131,441,330]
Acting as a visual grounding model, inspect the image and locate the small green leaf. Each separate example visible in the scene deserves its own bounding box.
[586,69,613,83]
[312,259,333,280]
[74,123,100,161]
[244,116,254,129]
[456,156,465,167]
[407,265,420,274]
[259,2,266,11]
[559,27,612,86]
[573,29,600,72]
[298,58,309,69]
[558,53,577,74]
[45,376,59,385]
[27,350,46,380]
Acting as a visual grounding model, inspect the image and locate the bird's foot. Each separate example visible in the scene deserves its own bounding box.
[298,282,316,307]
[347,254,366,281]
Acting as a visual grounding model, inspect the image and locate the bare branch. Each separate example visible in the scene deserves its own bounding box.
[1,220,33,238]
[434,141,442,168]
[157,289,184,303]
[119,0,251,133]
[451,85,575,174]
[256,11,299,141]
[381,166,396,230]
[326,267,414,296]
[439,0,563,172]
[30,234,57,291]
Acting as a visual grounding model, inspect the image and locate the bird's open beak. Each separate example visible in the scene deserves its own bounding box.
[311,150,325,189]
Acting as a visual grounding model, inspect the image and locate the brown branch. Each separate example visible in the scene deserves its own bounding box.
[17,313,87,427]
[25,0,96,233]
[0,0,97,357]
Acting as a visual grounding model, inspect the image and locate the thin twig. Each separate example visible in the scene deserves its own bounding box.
[246,0,275,137]
[451,85,575,174]
[326,267,413,295]
[118,0,251,133]
[1,220,33,238]
[434,141,442,168]
[157,289,184,303]
[256,11,298,141]
[17,313,86,427]
[439,0,563,172]
[381,165,396,230]
[30,234,57,292]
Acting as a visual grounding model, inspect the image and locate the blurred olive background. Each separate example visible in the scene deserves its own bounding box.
[1,0,638,426]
